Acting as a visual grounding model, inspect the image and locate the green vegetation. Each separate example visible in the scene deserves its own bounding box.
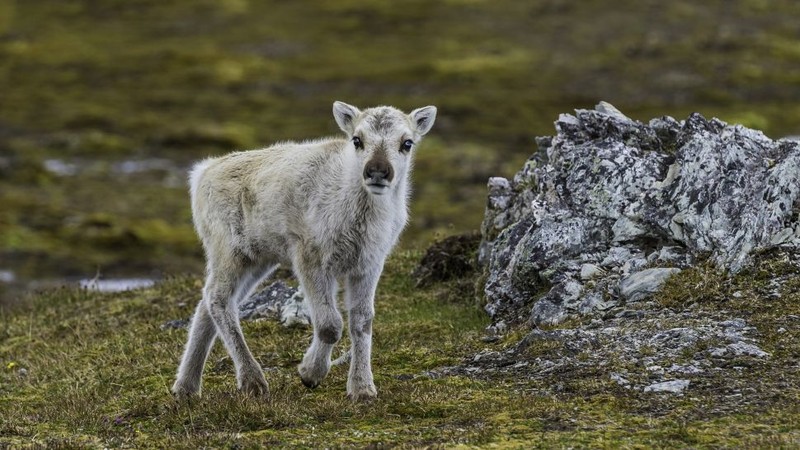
[657,248,800,367]
[2,251,800,447]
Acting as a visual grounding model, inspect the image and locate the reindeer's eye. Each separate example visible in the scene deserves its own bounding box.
[400,139,414,152]
[352,136,363,150]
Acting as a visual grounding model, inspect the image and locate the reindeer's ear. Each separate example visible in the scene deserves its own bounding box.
[410,106,437,136]
[333,101,360,135]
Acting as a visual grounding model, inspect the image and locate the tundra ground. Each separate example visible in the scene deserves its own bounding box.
[2,250,799,448]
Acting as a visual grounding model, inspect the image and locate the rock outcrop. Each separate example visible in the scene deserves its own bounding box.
[429,301,773,395]
[480,102,800,327]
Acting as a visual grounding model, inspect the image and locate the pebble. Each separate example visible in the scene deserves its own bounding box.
[644,379,690,394]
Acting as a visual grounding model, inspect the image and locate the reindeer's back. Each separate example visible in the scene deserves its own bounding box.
[188,138,346,257]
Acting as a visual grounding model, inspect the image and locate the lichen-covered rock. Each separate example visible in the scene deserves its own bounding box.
[430,302,770,394]
[239,280,298,321]
[480,102,800,327]
[644,379,690,395]
[164,280,311,331]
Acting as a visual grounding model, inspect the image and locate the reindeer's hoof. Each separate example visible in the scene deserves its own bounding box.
[298,361,329,389]
[301,376,320,389]
[171,381,200,401]
[238,373,269,398]
[347,384,377,403]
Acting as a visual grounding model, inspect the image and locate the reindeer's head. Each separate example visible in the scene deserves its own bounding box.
[333,101,437,196]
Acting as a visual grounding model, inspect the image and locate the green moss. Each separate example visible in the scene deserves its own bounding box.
[656,260,728,310]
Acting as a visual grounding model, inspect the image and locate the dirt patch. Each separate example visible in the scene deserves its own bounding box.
[412,231,481,287]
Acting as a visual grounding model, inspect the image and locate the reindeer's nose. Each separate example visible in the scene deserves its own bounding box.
[363,159,394,183]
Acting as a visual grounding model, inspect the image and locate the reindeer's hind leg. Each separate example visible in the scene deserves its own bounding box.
[202,256,271,397]
[172,300,217,399]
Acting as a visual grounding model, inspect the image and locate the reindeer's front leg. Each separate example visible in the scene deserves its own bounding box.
[296,261,342,389]
[345,266,382,402]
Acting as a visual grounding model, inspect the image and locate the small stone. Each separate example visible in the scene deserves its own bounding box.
[614,309,644,319]
[668,364,704,375]
[610,372,630,386]
[241,280,298,321]
[602,247,633,267]
[727,341,770,358]
[770,228,794,245]
[580,263,605,280]
[620,258,648,277]
[595,101,633,122]
[657,246,686,264]
[619,268,682,302]
[530,298,567,326]
[612,217,648,242]
[710,341,770,358]
[486,320,508,336]
[644,379,690,394]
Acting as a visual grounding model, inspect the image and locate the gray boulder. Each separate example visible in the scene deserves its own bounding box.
[481,102,800,326]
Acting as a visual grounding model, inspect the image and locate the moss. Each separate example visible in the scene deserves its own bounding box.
[656,260,728,310]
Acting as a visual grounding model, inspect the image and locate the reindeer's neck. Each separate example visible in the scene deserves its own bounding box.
[305,147,410,264]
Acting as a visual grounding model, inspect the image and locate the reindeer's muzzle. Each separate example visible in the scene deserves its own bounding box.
[363,155,394,195]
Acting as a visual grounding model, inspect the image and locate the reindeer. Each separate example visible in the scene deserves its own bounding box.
[172,101,437,402]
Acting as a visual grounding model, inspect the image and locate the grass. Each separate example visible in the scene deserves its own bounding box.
[2,250,800,447]
[657,248,800,365]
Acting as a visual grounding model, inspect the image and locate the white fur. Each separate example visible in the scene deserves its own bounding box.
[172,102,436,402]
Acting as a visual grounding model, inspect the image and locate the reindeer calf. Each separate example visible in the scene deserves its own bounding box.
[172,102,436,402]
